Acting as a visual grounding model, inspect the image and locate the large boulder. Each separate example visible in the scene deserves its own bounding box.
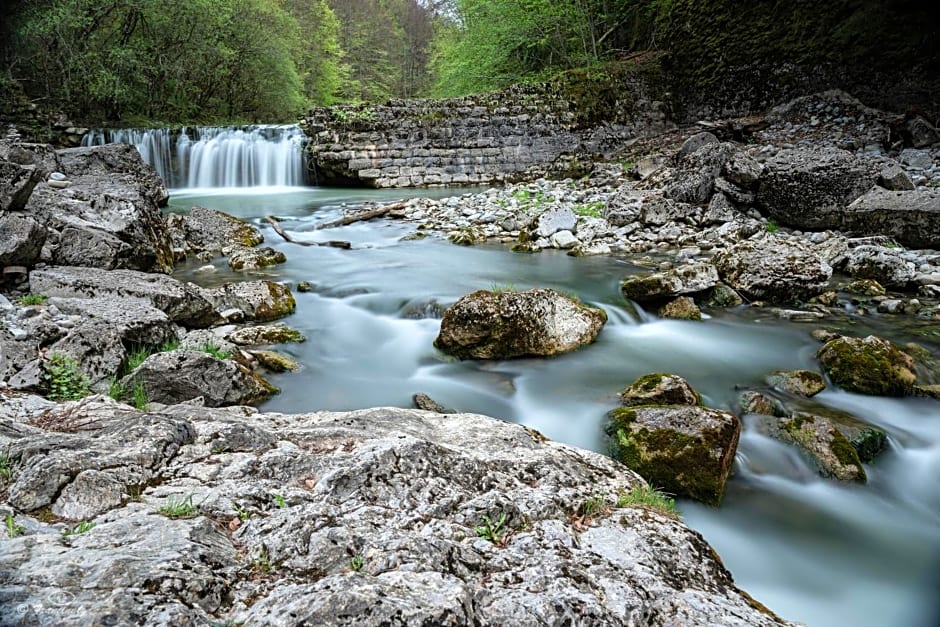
[712,237,833,302]
[756,147,878,229]
[0,402,795,626]
[843,245,917,287]
[119,350,276,407]
[620,262,719,304]
[29,266,218,327]
[664,140,737,205]
[776,413,870,482]
[607,405,741,506]
[165,206,264,255]
[25,143,174,273]
[842,188,940,249]
[817,335,917,396]
[0,213,47,267]
[434,288,607,359]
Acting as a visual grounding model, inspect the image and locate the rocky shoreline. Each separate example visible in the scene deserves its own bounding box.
[1,88,939,625]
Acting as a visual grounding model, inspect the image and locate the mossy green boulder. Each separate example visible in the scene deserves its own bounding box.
[607,405,741,506]
[619,373,701,408]
[817,334,916,396]
[777,412,885,482]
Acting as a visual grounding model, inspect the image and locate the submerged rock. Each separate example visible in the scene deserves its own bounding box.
[619,373,700,407]
[0,403,794,626]
[434,288,607,359]
[607,405,741,506]
[817,335,916,396]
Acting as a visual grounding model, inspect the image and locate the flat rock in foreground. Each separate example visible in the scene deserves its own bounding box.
[434,288,607,359]
[0,398,794,626]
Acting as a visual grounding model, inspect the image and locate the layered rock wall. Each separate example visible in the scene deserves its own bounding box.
[304,72,670,188]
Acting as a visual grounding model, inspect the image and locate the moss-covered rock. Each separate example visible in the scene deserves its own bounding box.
[434,288,607,360]
[658,296,702,320]
[765,370,826,397]
[737,390,785,417]
[777,413,873,482]
[606,405,741,506]
[207,281,296,323]
[817,334,916,396]
[227,323,306,346]
[620,373,701,408]
[226,246,287,271]
[248,349,299,373]
[620,262,718,304]
[845,279,886,296]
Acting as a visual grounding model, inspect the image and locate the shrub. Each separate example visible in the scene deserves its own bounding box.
[44,354,92,401]
[18,294,47,306]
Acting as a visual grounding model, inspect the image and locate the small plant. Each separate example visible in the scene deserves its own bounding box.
[490,282,517,293]
[272,493,287,508]
[0,450,14,481]
[159,494,198,518]
[132,381,149,410]
[512,189,531,201]
[63,520,95,536]
[573,201,604,218]
[250,545,275,574]
[201,342,232,360]
[5,514,24,538]
[474,513,509,545]
[765,220,779,233]
[107,378,126,401]
[18,294,47,306]
[232,501,251,521]
[616,486,679,519]
[349,555,365,572]
[159,338,180,352]
[579,495,607,518]
[44,353,92,401]
[125,346,154,372]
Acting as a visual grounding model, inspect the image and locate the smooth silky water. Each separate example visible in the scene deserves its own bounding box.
[165,186,940,627]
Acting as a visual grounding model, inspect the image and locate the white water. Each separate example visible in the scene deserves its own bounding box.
[81,125,307,189]
[167,187,940,627]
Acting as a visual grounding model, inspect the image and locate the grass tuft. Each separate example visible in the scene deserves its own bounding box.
[616,485,679,519]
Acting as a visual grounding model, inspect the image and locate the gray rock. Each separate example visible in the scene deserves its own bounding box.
[713,237,833,302]
[620,262,719,303]
[665,142,737,205]
[533,206,576,237]
[165,206,263,257]
[843,245,916,287]
[877,164,915,191]
[434,288,607,359]
[639,196,689,225]
[607,404,741,505]
[619,373,700,407]
[898,148,933,169]
[703,192,739,224]
[775,412,881,482]
[57,143,168,207]
[676,131,719,161]
[658,296,702,320]
[0,160,44,211]
[904,116,940,148]
[765,370,826,397]
[119,349,276,407]
[817,334,916,396]
[842,187,940,249]
[0,214,47,267]
[756,147,878,230]
[226,246,287,271]
[0,404,793,626]
[205,280,296,323]
[29,266,217,328]
[549,230,579,249]
[226,323,306,346]
[721,150,763,189]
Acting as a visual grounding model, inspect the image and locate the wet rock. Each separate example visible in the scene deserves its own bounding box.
[765,370,826,397]
[29,266,217,327]
[843,245,916,287]
[620,262,719,303]
[0,404,793,626]
[248,349,300,373]
[658,296,702,320]
[434,288,606,359]
[777,413,870,481]
[607,405,741,506]
[699,283,744,308]
[756,147,878,230]
[738,390,785,416]
[713,237,833,303]
[412,392,453,413]
[842,188,940,249]
[205,281,296,323]
[226,323,306,346]
[845,278,886,296]
[0,214,47,267]
[619,373,700,407]
[119,349,276,407]
[226,246,287,271]
[0,161,44,211]
[817,335,917,396]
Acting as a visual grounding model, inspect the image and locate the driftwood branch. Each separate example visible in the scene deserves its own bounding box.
[313,200,407,230]
[264,216,351,249]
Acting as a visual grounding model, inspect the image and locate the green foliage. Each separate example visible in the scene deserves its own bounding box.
[765,220,779,233]
[489,282,518,293]
[18,294,46,306]
[44,354,92,401]
[202,342,232,361]
[272,493,287,508]
[131,381,149,411]
[250,545,275,574]
[578,495,607,518]
[0,450,14,482]
[616,485,679,519]
[5,514,24,538]
[573,201,604,218]
[63,520,95,536]
[232,501,251,521]
[159,494,198,519]
[474,512,509,544]
[107,378,126,401]
[349,555,365,572]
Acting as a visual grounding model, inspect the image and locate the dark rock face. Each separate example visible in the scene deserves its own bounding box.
[842,188,940,249]
[0,161,44,211]
[817,335,917,396]
[607,405,741,506]
[0,214,47,267]
[0,399,795,626]
[434,288,607,359]
[712,237,832,302]
[119,350,276,407]
[756,147,878,230]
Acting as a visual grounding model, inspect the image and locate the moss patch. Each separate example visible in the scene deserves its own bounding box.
[817,335,916,396]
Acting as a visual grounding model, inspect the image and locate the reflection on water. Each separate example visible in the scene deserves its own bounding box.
[169,188,940,627]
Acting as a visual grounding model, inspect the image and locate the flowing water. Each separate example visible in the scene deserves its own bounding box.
[97,129,940,627]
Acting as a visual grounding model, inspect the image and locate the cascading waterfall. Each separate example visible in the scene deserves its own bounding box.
[81,125,308,189]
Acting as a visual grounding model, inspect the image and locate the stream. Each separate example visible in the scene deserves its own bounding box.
[167,186,940,627]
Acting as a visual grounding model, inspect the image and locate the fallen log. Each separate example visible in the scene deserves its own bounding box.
[264,216,351,249]
[314,200,407,230]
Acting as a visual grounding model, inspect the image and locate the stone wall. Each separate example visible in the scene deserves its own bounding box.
[303,70,670,188]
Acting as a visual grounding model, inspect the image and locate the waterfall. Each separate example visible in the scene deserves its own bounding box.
[81,125,308,189]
